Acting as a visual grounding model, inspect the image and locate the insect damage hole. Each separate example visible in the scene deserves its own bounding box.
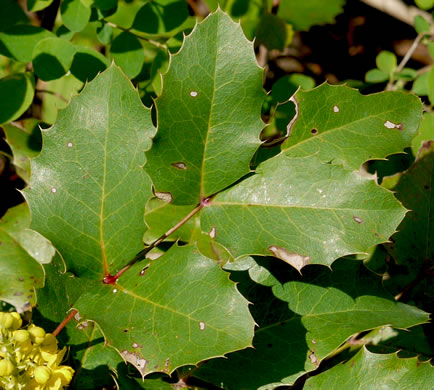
[67,142,73,148]
[199,321,206,330]
[333,105,340,113]
[384,120,403,130]
[190,91,198,97]
[51,188,57,193]
[311,128,318,135]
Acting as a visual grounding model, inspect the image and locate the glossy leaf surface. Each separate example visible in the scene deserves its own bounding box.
[25,65,155,279]
[146,10,264,204]
[75,245,254,377]
[196,259,429,389]
[282,84,422,171]
[202,153,406,269]
[304,347,434,388]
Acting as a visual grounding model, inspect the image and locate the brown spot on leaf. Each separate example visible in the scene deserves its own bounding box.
[171,162,187,170]
[353,216,363,224]
[152,187,173,203]
[209,226,217,239]
[268,246,310,273]
[121,350,148,378]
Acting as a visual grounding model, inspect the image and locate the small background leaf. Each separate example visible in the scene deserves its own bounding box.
[0,73,34,124]
[0,203,54,311]
[0,25,53,62]
[277,0,345,31]
[32,37,76,81]
[2,120,42,182]
[61,0,92,33]
[110,31,144,79]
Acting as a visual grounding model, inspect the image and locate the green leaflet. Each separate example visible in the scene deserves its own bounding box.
[0,203,54,311]
[25,65,155,279]
[145,10,264,205]
[195,258,429,389]
[74,244,254,377]
[304,347,434,388]
[282,84,422,171]
[201,153,406,270]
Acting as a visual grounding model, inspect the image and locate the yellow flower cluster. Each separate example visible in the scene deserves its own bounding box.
[0,312,74,390]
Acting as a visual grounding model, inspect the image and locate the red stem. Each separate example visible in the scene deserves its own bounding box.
[103,197,212,284]
[52,309,78,337]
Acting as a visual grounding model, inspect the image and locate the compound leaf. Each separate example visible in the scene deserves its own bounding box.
[304,347,434,388]
[74,244,254,377]
[201,153,406,269]
[145,10,264,205]
[282,84,422,171]
[25,64,155,279]
[0,203,55,311]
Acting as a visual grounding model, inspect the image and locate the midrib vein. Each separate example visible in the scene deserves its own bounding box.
[100,86,111,276]
[199,16,219,199]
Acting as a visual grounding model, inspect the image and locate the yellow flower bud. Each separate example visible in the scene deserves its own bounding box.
[0,313,14,329]
[0,359,14,376]
[10,312,22,330]
[34,366,51,384]
[28,325,46,344]
[13,329,30,343]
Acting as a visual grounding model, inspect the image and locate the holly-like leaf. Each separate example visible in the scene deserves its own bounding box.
[24,64,155,279]
[201,153,406,270]
[145,10,264,205]
[277,0,345,31]
[74,244,254,377]
[282,84,422,171]
[382,141,433,298]
[195,258,429,389]
[304,347,434,388]
[0,203,55,311]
